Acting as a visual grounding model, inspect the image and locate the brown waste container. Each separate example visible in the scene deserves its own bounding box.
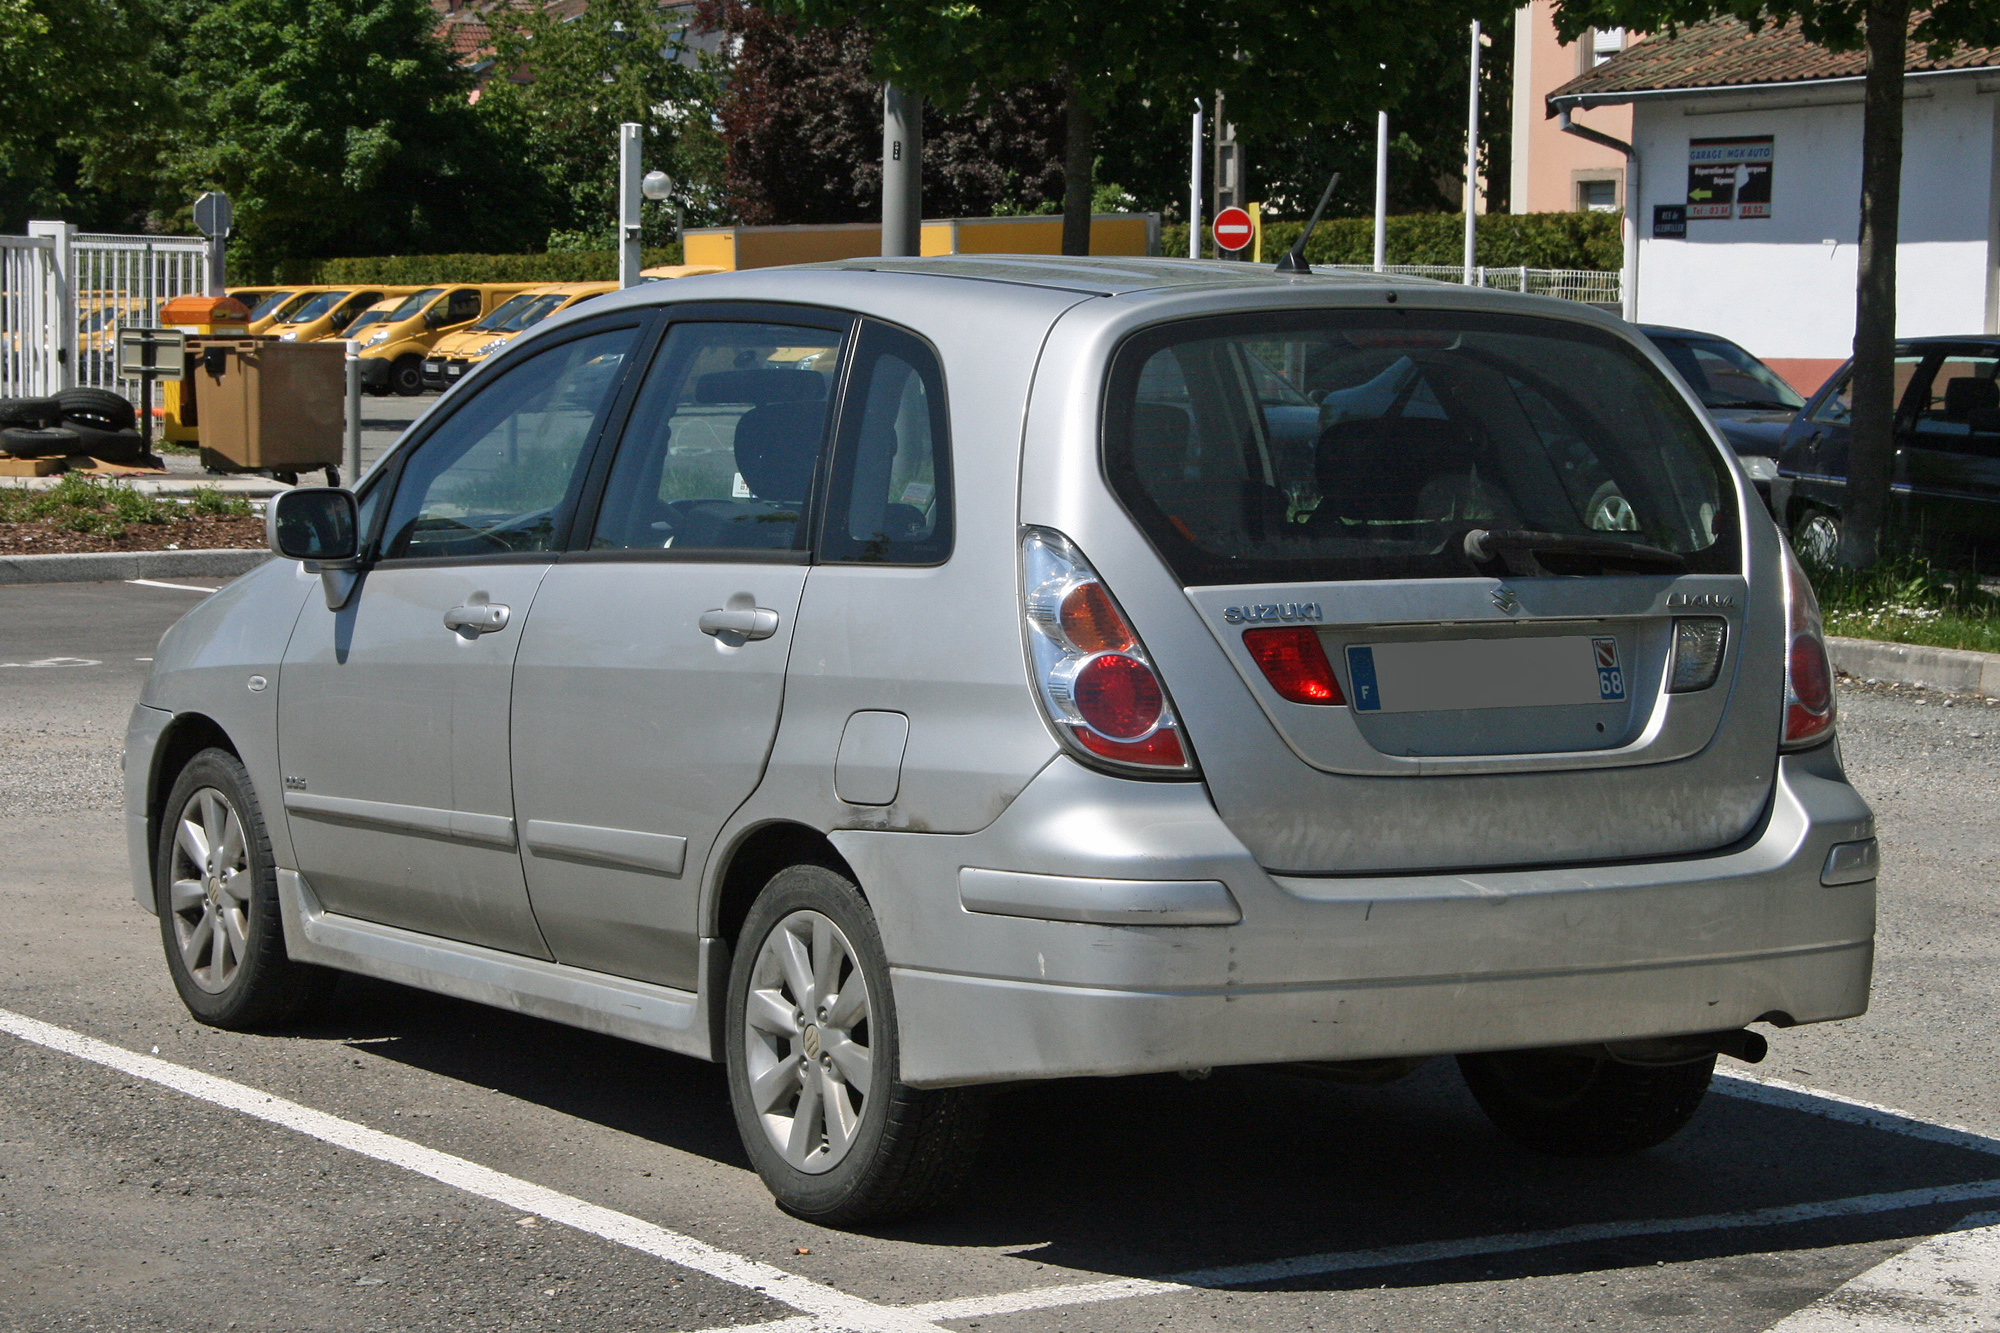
[186,336,344,474]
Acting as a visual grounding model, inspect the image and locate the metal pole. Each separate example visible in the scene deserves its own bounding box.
[206,233,227,297]
[618,122,643,289]
[1189,99,1204,259]
[882,84,923,257]
[1373,112,1389,273]
[344,340,361,485]
[1464,21,1481,284]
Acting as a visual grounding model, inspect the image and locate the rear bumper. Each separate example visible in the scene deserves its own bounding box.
[831,748,1875,1088]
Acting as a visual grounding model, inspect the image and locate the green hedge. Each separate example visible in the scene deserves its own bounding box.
[274,245,688,284]
[1160,212,1620,270]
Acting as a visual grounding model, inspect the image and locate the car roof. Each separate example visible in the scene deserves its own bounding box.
[803,253,1473,297]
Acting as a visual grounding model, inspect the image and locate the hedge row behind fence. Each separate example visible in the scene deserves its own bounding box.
[267,213,1616,286]
[270,245,687,285]
[1161,211,1621,270]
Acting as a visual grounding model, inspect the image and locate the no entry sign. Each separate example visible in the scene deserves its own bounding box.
[1212,206,1254,253]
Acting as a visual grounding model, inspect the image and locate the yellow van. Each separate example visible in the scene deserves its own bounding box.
[420,281,616,391]
[265,286,421,343]
[234,287,320,334]
[355,284,537,395]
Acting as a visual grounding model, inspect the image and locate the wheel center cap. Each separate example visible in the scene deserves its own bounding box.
[801,1024,822,1060]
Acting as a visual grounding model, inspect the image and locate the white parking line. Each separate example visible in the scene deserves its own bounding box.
[1766,1212,2000,1332]
[1716,1070,2000,1158]
[126,578,216,594]
[0,1007,938,1333]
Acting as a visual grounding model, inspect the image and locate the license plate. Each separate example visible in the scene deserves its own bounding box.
[423,361,441,373]
[447,364,463,376]
[1345,636,1626,713]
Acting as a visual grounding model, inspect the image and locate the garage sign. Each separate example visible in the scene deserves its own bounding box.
[1686,136,1774,220]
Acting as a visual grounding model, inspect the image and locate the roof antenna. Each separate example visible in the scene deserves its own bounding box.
[1275,171,1340,275]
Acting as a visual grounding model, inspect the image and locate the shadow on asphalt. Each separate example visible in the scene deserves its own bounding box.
[301,973,1999,1291]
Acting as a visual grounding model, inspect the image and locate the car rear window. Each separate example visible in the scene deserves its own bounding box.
[1103,309,1739,585]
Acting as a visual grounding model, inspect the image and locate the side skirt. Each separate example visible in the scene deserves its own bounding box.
[276,869,723,1062]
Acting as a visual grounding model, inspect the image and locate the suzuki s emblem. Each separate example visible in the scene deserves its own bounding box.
[1490,585,1521,614]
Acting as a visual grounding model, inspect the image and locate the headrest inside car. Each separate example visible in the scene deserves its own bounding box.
[734,400,826,501]
[695,368,827,405]
[1943,375,1999,418]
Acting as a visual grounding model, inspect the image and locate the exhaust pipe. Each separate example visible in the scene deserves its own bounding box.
[1596,1029,1769,1067]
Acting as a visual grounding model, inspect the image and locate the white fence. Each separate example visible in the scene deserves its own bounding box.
[0,224,211,402]
[1321,264,1622,307]
[0,235,58,398]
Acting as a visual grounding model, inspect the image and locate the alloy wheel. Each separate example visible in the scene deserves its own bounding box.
[741,909,874,1174]
[167,787,252,994]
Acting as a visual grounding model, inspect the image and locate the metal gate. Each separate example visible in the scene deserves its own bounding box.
[0,235,58,398]
[72,233,210,399]
[0,224,210,403]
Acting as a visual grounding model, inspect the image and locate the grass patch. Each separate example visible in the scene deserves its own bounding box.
[1807,551,2000,655]
[0,474,252,539]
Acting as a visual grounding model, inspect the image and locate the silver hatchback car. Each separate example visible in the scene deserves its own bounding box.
[125,257,1875,1223]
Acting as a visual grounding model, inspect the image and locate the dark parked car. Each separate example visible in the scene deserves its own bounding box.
[1773,336,2000,565]
[1642,325,1806,502]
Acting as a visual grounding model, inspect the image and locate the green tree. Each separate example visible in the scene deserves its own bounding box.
[163,0,536,274]
[480,0,723,246]
[781,0,1513,254]
[0,0,167,230]
[1549,0,2000,565]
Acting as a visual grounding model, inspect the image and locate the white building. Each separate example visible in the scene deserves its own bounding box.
[1548,16,2000,395]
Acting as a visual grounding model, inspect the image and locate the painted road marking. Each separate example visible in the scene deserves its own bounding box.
[1767,1211,2000,1332]
[0,656,101,668]
[0,1007,939,1333]
[127,578,217,593]
[11,1000,2000,1333]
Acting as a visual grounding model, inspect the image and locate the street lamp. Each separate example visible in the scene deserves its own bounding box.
[641,171,674,202]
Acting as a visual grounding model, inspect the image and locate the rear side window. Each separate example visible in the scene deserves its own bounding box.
[1103,310,1740,585]
[819,321,951,564]
[588,320,845,553]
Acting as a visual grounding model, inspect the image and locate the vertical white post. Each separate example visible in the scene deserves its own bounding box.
[1189,99,1204,259]
[27,220,74,391]
[1373,112,1390,273]
[618,122,643,289]
[1623,153,1642,321]
[1464,21,1481,284]
[882,84,923,257]
[344,340,362,485]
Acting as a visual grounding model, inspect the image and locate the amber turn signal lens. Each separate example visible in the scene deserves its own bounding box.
[1242,627,1345,705]
[1059,581,1136,653]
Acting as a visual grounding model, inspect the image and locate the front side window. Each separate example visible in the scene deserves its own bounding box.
[819,322,951,564]
[1104,311,1740,585]
[379,326,639,561]
[589,321,845,553]
[446,288,482,323]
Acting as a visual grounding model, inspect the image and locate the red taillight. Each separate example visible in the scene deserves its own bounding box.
[1022,528,1195,775]
[1242,627,1345,705]
[1781,539,1837,748]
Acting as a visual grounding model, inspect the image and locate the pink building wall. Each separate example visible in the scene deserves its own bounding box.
[1510,0,1634,214]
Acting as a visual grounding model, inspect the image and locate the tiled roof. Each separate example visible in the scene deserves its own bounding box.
[1548,13,2000,107]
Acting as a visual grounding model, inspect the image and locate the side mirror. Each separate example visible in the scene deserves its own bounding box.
[267,487,358,563]
[267,488,362,609]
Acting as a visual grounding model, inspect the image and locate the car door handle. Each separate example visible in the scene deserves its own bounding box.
[443,603,510,636]
[699,607,780,640]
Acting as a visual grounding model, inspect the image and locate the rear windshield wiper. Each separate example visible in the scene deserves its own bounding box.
[1464,528,1688,577]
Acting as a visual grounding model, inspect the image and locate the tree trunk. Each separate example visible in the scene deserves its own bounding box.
[1061,79,1094,257]
[1841,0,1910,568]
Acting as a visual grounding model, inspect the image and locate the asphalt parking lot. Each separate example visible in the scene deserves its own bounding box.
[2,576,1997,1332]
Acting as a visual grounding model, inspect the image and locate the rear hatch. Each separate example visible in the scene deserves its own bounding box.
[1097,305,1779,876]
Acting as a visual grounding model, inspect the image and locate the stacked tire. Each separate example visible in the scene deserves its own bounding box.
[0,389,146,463]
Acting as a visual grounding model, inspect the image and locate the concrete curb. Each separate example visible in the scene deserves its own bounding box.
[1828,634,2000,698]
[0,548,271,586]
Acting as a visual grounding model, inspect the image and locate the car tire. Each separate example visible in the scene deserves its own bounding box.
[55,386,137,432]
[0,396,60,429]
[1458,1048,1715,1156]
[65,422,145,462]
[1793,508,1841,567]
[0,425,81,458]
[389,355,424,397]
[155,748,329,1030]
[725,862,986,1224]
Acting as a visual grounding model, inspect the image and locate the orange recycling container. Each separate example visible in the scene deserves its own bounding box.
[161,296,252,443]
